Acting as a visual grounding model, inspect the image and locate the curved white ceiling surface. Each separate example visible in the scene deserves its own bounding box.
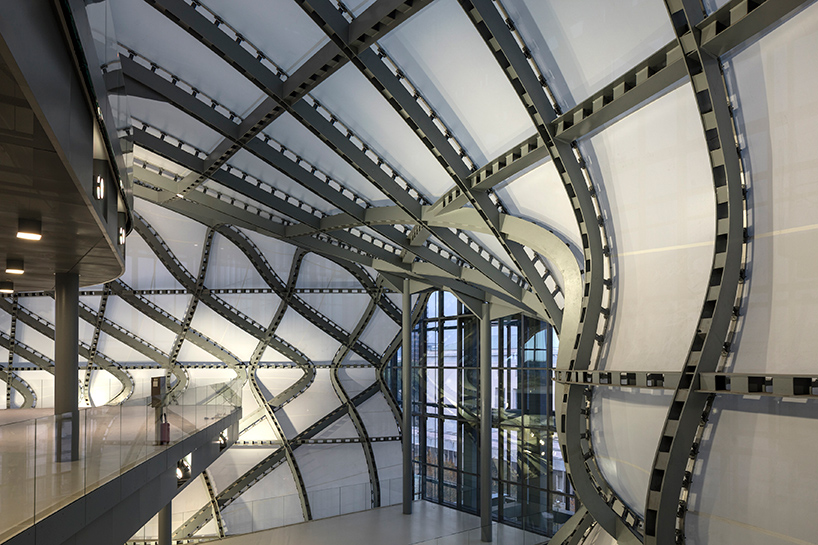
[583,83,714,373]
[502,0,675,110]
[720,1,818,375]
[379,0,535,166]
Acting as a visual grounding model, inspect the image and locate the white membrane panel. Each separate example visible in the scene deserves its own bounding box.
[219,463,303,534]
[496,158,583,252]
[309,64,453,200]
[208,446,279,495]
[581,84,714,372]
[189,304,259,362]
[176,341,222,364]
[15,371,54,408]
[240,228,298,281]
[337,368,376,398]
[312,413,359,440]
[219,293,280,329]
[111,0,265,117]
[686,397,818,545]
[357,392,400,438]
[264,113,388,206]
[721,2,818,374]
[358,307,400,355]
[255,368,305,400]
[141,293,193,322]
[17,297,55,326]
[103,296,177,351]
[203,0,329,75]
[378,0,535,166]
[129,97,223,153]
[467,231,522,277]
[15,323,53,360]
[173,476,210,525]
[274,308,342,364]
[276,369,341,438]
[297,293,371,333]
[120,231,182,290]
[258,346,294,365]
[590,388,674,518]
[136,200,209,277]
[206,233,269,290]
[96,332,155,365]
[225,147,344,215]
[298,444,369,494]
[502,0,675,110]
[581,524,618,545]
[296,253,362,289]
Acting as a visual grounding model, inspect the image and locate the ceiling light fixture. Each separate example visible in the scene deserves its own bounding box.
[95,175,105,200]
[0,281,13,294]
[176,193,184,199]
[118,227,126,245]
[5,259,24,275]
[17,218,42,241]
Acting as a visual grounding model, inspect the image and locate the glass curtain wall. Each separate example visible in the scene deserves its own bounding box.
[387,291,576,537]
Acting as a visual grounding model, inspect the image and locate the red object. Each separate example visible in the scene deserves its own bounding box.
[161,421,170,445]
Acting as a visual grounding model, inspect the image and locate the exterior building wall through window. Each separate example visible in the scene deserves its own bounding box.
[387,291,577,537]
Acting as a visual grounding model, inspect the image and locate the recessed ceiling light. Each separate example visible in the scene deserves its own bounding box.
[176,193,184,199]
[5,259,24,275]
[0,281,13,294]
[17,218,42,241]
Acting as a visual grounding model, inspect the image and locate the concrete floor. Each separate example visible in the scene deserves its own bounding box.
[210,501,547,545]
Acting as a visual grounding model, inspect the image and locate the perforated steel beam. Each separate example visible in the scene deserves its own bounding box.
[643,2,748,543]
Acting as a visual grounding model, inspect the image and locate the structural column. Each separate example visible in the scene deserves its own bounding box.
[480,302,492,542]
[54,272,79,462]
[402,279,412,514]
[158,499,171,545]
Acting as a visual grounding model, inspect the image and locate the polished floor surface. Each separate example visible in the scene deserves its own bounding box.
[212,501,547,545]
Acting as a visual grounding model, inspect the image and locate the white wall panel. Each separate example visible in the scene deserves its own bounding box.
[274,308,342,364]
[297,293,370,333]
[219,293,280,330]
[337,368,376,398]
[581,84,714,372]
[136,200,209,277]
[206,233,269,290]
[502,0,674,109]
[14,371,54,408]
[686,397,818,545]
[111,0,265,116]
[590,388,673,518]
[297,444,370,519]
[119,232,182,290]
[88,369,124,406]
[104,296,178,351]
[129,97,223,153]
[581,524,618,545]
[239,228,298,281]
[358,308,400,355]
[311,413,359,440]
[255,368,304,400]
[295,253,361,290]
[378,0,535,166]
[309,64,453,200]
[358,392,400,438]
[208,446,279,496]
[15,323,52,360]
[276,369,341,438]
[224,147,344,214]
[189,304,260,362]
[722,2,818,374]
[497,159,583,252]
[203,0,329,75]
[220,463,303,533]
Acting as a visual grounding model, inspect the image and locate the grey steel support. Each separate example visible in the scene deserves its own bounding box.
[641,1,748,543]
[480,301,492,542]
[402,277,412,514]
[158,499,171,545]
[54,272,79,462]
